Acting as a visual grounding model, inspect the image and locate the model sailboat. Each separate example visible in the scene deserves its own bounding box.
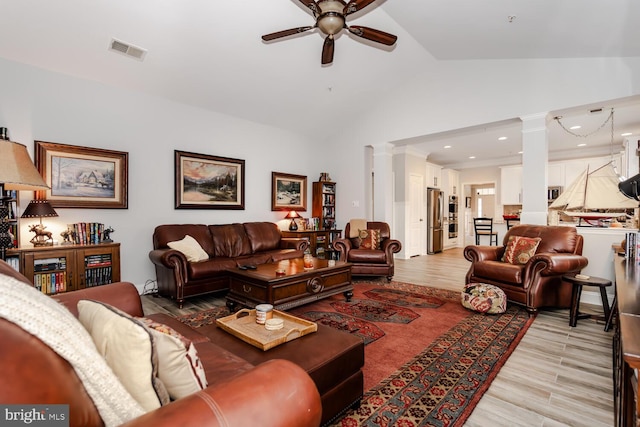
[549,162,637,224]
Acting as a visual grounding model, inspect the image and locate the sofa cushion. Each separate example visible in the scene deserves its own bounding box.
[77,300,170,411]
[153,224,216,257]
[244,222,281,253]
[473,260,524,285]
[167,235,209,262]
[137,317,208,400]
[505,225,578,254]
[359,229,381,250]
[347,248,387,264]
[209,224,252,258]
[501,236,541,265]
[188,257,238,280]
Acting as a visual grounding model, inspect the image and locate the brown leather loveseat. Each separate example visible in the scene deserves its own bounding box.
[149,222,309,307]
[463,224,588,313]
[0,260,321,427]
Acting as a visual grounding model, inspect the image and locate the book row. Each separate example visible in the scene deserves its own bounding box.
[34,257,67,272]
[85,254,113,267]
[34,272,67,295]
[84,266,113,288]
[68,223,108,245]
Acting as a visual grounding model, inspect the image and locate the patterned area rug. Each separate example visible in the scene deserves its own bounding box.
[175,280,535,427]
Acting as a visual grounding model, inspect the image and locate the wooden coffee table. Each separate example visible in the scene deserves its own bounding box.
[226,258,353,311]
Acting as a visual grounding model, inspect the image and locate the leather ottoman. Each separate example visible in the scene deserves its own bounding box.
[196,322,364,426]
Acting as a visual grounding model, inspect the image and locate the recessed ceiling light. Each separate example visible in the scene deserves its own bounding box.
[498,136,507,141]
[621,132,632,137]
[443,145,452,149]
[570,125,581,130]
[577,143,587,147]
[518,151,523,154]
[469,156,476,159]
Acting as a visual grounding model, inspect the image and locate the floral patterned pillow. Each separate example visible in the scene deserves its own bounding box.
[461,283,507,314]
[501,236,542,265]
[359,229,381,250]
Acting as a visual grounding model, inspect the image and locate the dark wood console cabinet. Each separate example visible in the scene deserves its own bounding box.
[6,243,120,294]
[613,255,640,426]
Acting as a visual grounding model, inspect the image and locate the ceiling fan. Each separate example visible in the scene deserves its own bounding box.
[262,0,397,65]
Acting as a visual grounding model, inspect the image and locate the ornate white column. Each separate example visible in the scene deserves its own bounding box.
[520,113,549,225]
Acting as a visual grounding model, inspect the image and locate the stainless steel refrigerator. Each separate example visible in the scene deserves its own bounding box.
[427,188,444,254]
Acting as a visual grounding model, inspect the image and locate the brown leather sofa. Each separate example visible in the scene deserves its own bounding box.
[333,221,402,281]
[463,224,588,313]
[149,222,309,307]
[0,260,322,427]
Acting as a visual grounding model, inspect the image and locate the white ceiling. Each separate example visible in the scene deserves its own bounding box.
[0,0,639,169]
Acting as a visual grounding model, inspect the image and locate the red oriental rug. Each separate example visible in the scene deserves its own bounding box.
[176,280,535,427]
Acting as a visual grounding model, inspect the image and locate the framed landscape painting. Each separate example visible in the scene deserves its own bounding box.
[175,150,245,209]
[271,172,307,211]
[35,141,128,209]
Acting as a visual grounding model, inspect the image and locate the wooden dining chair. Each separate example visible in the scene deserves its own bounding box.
[473,217,498,245]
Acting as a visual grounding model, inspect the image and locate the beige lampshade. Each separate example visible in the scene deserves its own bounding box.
[0,139,49,191]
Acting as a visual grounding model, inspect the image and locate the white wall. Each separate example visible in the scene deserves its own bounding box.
[0,58,317,287]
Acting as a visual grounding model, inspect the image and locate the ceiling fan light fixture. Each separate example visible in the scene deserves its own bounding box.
[317,0,346,35]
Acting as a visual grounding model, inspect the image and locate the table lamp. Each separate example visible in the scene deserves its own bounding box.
[21,199,58,246]
[285,210,300,231]
[0,138,50,257]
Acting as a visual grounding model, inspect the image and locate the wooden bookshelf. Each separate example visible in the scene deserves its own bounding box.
[6,243,120,294]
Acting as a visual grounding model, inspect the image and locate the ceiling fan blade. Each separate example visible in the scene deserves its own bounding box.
[262,26,314,41]
[348,26,397,45]
[321,36,335,65]
[297,0,320,15]
[343,0,377,16]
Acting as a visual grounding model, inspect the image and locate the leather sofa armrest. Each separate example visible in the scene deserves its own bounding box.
[120,359,322,427]
[333,238,352,262]
[52,282,144,318]
[463,245,503,262]
[526,253,589,276]
[280,237,310,252]
[149,248,188,276]
[381,238,402,260]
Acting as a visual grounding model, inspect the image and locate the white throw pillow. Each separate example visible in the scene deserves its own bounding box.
[137,317,208,400]
[167,235,209,262]
[78,300,170,411]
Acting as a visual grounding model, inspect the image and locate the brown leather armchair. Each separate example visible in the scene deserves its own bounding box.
[333,221,402,281]
[463,224,588,313]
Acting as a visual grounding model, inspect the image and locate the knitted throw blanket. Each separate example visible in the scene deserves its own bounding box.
[0,273,144,426]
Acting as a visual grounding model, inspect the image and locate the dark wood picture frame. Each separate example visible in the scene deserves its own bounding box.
[271,172,307,211]
[175,150,245,210]
[35,141,128,209]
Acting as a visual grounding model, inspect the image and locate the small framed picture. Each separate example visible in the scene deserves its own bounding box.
[35,141,128,209]
[271,172,307,211]
[175,150,245,209]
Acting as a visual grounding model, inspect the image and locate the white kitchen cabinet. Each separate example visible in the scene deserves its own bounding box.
[442,168,459,195]
[500,165,523,205]
[426,162,442,188]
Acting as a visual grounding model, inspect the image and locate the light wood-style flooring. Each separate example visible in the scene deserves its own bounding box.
[141,248,614,427]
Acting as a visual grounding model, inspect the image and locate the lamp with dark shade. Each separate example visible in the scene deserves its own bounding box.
[21,200,58,246]
[285,210,300,231]
[0,138,51,257]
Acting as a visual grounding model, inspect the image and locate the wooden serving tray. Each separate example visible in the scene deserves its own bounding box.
[215,309,317,351]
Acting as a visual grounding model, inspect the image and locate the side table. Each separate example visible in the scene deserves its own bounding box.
[563,273,612,330]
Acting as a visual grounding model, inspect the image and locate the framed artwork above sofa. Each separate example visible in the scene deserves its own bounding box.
[174,150,245,210]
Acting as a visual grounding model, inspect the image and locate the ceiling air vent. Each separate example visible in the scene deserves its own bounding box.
[109,38,147,61]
